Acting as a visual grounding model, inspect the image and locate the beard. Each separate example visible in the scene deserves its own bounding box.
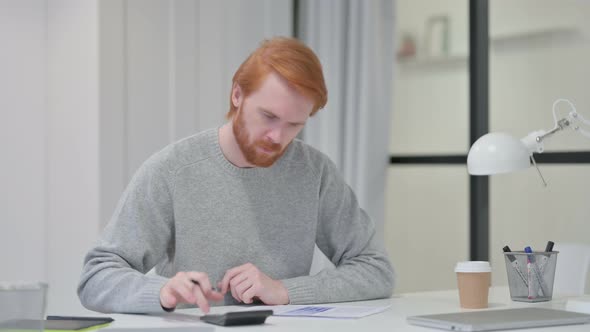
[232,107,286,167]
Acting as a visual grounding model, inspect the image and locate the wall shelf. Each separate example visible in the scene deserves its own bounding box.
[397,54,468,68]
[490,26,579,42]
[397,26,580,69]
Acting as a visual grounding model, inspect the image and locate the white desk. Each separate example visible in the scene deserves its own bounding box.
[101,287,589,331]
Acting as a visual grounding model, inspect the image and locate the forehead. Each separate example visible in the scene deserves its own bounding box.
[245,71,313,121]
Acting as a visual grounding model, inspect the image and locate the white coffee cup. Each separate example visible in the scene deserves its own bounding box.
[455,261,491,309]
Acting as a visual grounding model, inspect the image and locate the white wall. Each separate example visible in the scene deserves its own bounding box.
[1,0,292,314]
[46,0,101,314]
[0,0,101,314]
[390,0,469,155]
[0,0,48,283]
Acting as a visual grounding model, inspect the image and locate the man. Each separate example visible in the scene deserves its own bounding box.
[78,37,394,314]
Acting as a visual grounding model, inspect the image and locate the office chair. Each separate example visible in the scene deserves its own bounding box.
[552,242,590,296]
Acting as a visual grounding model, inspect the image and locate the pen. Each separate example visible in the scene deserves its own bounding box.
[193,279,221,293]
[525,246,549,298]
[503,246,528,287]
[525,246,537,299]
[544,241,554,252]
[539,241,554,273]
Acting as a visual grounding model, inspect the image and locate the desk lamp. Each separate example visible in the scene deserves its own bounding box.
[467,99,590,186]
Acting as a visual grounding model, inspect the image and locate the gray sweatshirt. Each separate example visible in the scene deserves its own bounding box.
[78,128,394,313]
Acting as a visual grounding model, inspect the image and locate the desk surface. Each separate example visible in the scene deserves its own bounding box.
[101,287,588,331]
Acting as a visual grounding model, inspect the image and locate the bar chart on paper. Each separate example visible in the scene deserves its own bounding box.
[237,305,391,319]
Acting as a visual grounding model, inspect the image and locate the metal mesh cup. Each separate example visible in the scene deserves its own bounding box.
[503,251,558,302]
[0,282,48,332]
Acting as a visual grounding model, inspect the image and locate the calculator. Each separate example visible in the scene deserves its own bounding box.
[200,310,273,326]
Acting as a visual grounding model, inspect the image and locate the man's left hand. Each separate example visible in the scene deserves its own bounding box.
[218,263,289,305]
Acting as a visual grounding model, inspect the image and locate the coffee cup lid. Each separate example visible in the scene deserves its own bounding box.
[455,261,491,273]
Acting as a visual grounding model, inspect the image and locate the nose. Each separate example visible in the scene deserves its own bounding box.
[265,127,283,144]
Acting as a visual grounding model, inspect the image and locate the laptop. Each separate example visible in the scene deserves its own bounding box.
[407,308,590,331]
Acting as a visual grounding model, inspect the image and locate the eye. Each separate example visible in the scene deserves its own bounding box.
[262,112,276,119]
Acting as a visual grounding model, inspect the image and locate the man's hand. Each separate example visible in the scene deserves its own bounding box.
[160,271,224,313]
[218,263,289,305]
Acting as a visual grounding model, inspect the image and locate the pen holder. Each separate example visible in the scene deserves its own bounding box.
[0,282,48,331]
[503,251,558,302]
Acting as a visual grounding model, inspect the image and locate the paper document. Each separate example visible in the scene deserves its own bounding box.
[238,304,390,319]
[101,328,214,332]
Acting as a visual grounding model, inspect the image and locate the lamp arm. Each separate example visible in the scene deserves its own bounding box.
[535,118,569,143]
[522,99,590,152]
[548,98,590,139]
[521,130,548,154]
[569,111,590,138]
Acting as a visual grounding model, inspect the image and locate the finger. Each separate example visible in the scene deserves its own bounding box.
[220,269,239,294]
[192,286,211,314]
[172,272,200,299]
[165,288,191,310]
[229,273,249,302]
[219,273,230,294]
[220,264,252,294]
[170,281,196,304]
[207,289,225,302]
[181,277,198,293]
[160,287,179,309]
[241,284,258,304]
[234,278,254,303]
[230,280,239,302]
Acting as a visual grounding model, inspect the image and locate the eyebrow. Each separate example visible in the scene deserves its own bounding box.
[259,107,306,126]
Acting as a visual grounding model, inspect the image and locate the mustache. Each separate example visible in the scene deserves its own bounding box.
[256,139,281,152]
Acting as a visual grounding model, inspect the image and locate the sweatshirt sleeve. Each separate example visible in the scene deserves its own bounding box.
[281,158,395,304]
[77,154,175,313]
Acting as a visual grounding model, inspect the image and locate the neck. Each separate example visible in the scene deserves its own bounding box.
[218,122,255,168]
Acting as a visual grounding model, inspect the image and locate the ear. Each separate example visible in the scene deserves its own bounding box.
[231,83,243,108]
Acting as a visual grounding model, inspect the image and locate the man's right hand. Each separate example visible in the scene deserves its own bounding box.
[159,271,224,313]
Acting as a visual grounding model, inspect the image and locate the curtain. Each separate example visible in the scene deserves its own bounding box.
[298,0,395,272]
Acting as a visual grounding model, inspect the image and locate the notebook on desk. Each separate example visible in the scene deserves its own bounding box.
[407,308,590,331]
[0,318,112,331]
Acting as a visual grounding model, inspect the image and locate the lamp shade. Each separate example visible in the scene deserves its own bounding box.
[467,132,531,175]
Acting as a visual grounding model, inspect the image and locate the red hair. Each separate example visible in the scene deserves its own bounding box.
[226,37,327,119]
